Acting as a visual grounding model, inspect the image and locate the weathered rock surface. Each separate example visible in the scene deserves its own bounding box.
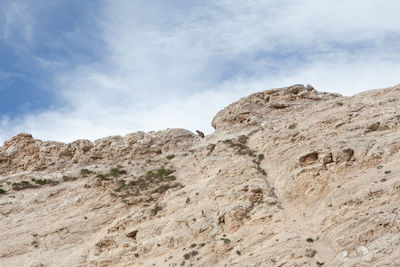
[0,84,400,266]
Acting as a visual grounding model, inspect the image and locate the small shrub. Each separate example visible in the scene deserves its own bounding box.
[164,175,176,181]
[234,143,247,151]
[166,154,175,160]
[152,183,181,194]
[257,166,267,176]
[288,123,297,129]
[0,188,6,194]
[157,168,175,177]
[223,139,256,157]
[190,243,197,248]
[207,144,216,154]
[247,150,256,157]
[221,238,231,244]
[190,250,198,257]
[377,165,384,169]
[236,250,241,256]
[110,167,127,177]
[186,197,190,204]
[96,174,108,180]
[151,203,163,216]
[114,180,126,192]
[199,243,206,248]
[34,179,47,185]
[306,238,314,243]
[223,139,233,145]
[183,253,190,260]
[80,169,93,176]
[12,181,38,191]
[238,135,248,144]
[117,179,126,186]
[385,170,392,174]
[32,178,58,186]
[63,175,77,182]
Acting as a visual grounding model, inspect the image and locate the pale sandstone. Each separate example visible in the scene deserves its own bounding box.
[0,84,400,266]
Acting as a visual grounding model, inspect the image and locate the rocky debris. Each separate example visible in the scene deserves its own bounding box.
[1,84,400,266]
[126,230,138,240]
[299,152,319,165]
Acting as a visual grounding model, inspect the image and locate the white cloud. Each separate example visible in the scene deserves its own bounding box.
[1,0,400,144]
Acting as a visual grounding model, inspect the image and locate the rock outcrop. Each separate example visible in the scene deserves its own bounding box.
[0,84,400,266]
[0,129,196,175]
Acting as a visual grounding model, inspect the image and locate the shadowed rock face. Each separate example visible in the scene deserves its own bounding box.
[1,84,400,267]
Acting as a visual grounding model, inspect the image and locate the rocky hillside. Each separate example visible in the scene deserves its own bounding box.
[0,84,400,267]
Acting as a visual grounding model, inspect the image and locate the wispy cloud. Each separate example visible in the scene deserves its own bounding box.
[1,2,34,47]
[1,0,400,143]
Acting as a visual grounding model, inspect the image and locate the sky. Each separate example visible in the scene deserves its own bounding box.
[1,0,400,144]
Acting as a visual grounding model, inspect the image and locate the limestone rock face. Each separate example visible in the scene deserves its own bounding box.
[211,84,340,131]
[1,84,400,267]
[0,128,195,175]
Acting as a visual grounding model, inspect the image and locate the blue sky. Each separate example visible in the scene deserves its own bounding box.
[1,0,400,143]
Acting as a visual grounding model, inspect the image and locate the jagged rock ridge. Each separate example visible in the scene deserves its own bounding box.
[0,84,400,266]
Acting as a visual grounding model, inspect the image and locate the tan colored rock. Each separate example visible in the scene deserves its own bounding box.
[1,84,400,266]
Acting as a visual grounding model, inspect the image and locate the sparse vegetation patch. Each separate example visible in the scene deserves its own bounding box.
[80,169,94,177]
[151,203,163,216]
[96,167,128,180]
[166,154,176,160]
[63,175,78,182]
[223,138,256,157]
[111,167,182,205]
[12,181,38,191]
[207,144,216,154]
[32,178,59,186]
[221,238,231,244]
[238,135,249,144]
[110,167,127,177]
